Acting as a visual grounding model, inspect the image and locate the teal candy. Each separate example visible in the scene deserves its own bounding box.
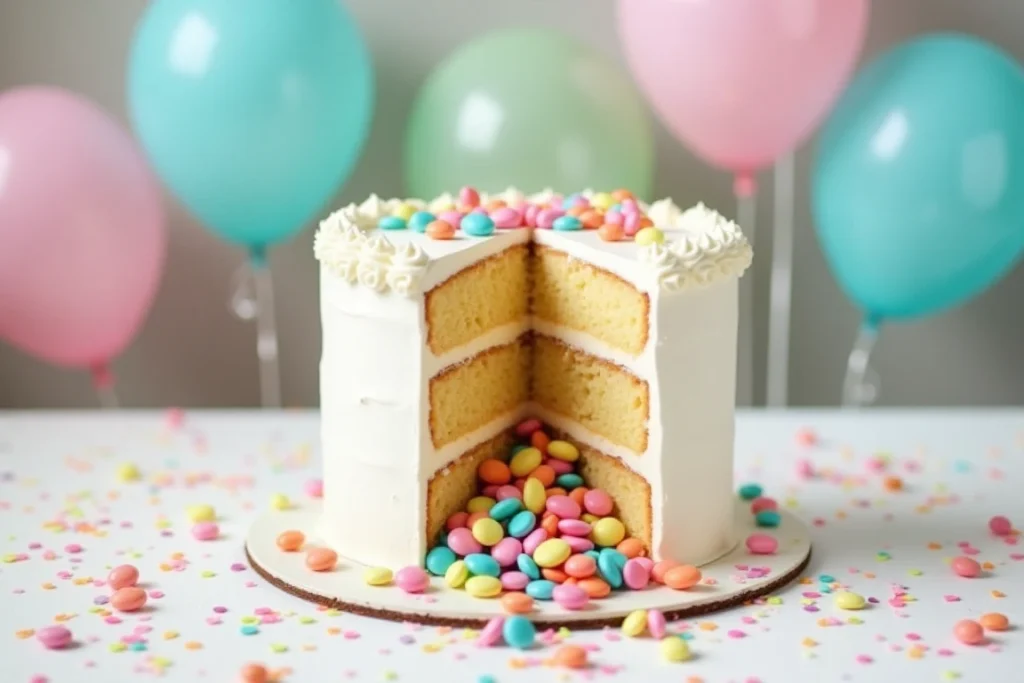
[584,550,601,562]
[489,498,523,522]
[464,553,500,578]
[510,444,528,455]
[600,547,627,570]
[425,547,456,576]
[525,579,555,600]
[597,549,624,588]
[814,34,1024,322]
[555,473,584,490]
[507,510,537,538]
[502,615,536,650]
[460,213,495,237]
[755,510,781,528]
[516,553,540,580]
[378,216,407,231]
[127,0,373,248]
[552,215,582,231]
[737,483,763,501]
[409,211,435,233]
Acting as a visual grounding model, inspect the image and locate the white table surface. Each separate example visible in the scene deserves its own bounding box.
[0,410,1020,683]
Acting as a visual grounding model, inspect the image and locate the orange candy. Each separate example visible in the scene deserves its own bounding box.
[276,530,305,552]
[883,475,903,492]
[541,514,560,537]
[306,547,338,572]
[426,220,455,240]
[542,568,569,583]
[616,538,645,559]
[564,554,597,579]
[598,223,624,242]
[954,619,985,645]
[501,592,534,615]
[528,465,556,488]
[110,586,148,612]
[466,511,489,528]
[652,560,681,584]
[552,645,588,669]
[446,511,469,530]
[567,205,587,217]
[546,487,567,498]
[638,216,654,230]
[485,199,507,211]
[980,612,1010,631]
[664,564,702,590]
[611,189,634,202]
[569,487,588,508]
[578,577,612,599]
[478,459,512,486]
[531,430,550,454]
[579,210,604,230]
[239,663,269,683]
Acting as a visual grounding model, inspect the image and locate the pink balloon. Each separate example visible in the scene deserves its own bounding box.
[618,0,868,181]
[0,87,165,372]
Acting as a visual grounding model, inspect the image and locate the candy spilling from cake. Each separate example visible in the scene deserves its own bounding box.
[312,187,753,603]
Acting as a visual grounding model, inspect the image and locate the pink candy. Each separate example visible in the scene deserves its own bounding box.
[583,489,613,516]
[750,497,778,514]
[459,186,480,208]
[552,583,589,610]
[557,519,591,537]
[536,208,564,229]
[633,556,654,573]
[496,485,522,501]
[623,212,643,236]
[491,207,523,229]
[500,571,530,591]
[491,538,523,567]
[482,484,499,498]
[523,204,540,228]
[191,522,219,541]
[605,209,624,226]
[951,556,982,578]
[107,564,139,590]
[396,566,430,594]
[622,558,651,590]
[546,495,581,520]
[477,616,504,647]
[304,478,324,498]
[522,529,548,556]
[36,625,72,650]
[515,419,542,437]
[438,210,465,227]
[746,533,778,555]
[647,609,667,639]
[447,528,482,556]
[990,515,1013,536]
[547,459,574,475]
[563,536,594,553]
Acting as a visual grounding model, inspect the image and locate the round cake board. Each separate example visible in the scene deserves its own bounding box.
[246,502,811,629]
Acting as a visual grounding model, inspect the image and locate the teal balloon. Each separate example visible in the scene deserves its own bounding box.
[813,34,1024,322]
[128,0,373,248]
[405,29,653,199]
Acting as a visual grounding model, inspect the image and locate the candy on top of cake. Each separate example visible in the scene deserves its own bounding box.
[313,187,751,296]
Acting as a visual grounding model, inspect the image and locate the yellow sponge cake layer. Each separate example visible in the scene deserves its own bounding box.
[429,337,531,449]
[575,441,652,552]
[425,244,529,356]
[532,245,649,357]
[425,431,515,547]
[532,334,649,453]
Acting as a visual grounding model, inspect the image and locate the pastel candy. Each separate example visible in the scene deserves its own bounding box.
[491,538,523,567]
[546,495,581,520]
[447,527,482,556]
[465,553,501,577]
[533,539,571,568]
[507,510,537,538]
[622,558,651,589]
[517,553,541,580]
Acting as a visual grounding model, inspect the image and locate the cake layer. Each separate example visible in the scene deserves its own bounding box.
[532,334,649,453]
[531,244,650,357]
[425,431,515,548]
[425,244,529,356]
[429,336,531,448]
[574,440,653,552]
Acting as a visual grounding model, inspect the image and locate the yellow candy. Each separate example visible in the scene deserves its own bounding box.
[363,567,393,586]
[465,575,502,598]
[590,192,613,210]
[547,440,579,462]
[523,478,546,514]
[621,610,648,637]
[509,447,542,477]
[186,504,215,523]
[660,635,691,662]
[445,560,469,588]
[116,463,141,483]
[591,517,626,547]
[270,493,291,510]
[472,518,504,546]
[393,203,417,221]
[533,539,571,568]
[634,227,666,247]
[834,591,866,610]
[581,513,600,525]
[467,496,496,514]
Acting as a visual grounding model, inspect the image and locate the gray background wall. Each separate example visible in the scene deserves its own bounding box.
[1,0,1023,409]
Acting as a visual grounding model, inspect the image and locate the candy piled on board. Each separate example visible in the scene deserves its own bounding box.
[377,186,663,244]
[422,419,701,604]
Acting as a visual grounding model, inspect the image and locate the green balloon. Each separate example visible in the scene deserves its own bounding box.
[405,29,653,199]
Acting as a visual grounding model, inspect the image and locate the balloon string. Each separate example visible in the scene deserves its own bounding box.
[228,248,282,408]
[766,154,794,407]
[842,319,881,408]
[735,187,756,407]
[91,363,119,409]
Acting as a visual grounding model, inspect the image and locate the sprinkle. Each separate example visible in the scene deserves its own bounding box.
[270,643,288,653]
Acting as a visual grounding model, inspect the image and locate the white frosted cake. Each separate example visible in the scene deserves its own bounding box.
[314,188,751,571]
